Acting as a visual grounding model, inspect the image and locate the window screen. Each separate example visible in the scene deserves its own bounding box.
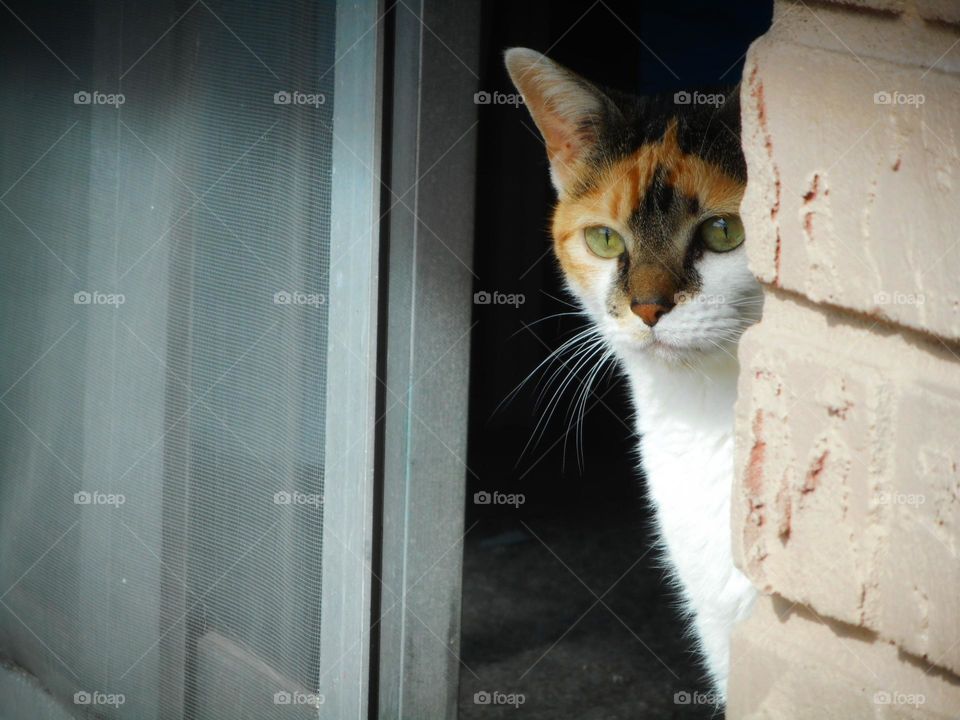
[0,1,374,718]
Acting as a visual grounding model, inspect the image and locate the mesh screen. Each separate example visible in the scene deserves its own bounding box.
[0,1,337,717]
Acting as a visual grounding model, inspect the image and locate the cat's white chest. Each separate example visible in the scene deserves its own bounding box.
[625,355,757,696]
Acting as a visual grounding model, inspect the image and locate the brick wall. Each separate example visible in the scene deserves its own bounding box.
[729,1,960,717]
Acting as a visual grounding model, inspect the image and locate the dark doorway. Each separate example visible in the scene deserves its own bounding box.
[462,2,772,718]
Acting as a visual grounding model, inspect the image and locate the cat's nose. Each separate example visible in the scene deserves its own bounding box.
[631,298,674,327]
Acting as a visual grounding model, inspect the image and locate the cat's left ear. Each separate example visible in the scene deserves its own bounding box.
[505,48,621,197]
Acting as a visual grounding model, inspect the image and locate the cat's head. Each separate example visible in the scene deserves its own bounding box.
[505,48,762,365]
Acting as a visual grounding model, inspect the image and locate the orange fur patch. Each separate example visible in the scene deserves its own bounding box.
[552,122,745,290]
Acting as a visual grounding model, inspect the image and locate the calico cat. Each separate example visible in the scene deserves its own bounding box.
[505,48,762,699]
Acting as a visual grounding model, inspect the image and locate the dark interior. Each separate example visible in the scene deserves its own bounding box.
[461,2,773,717]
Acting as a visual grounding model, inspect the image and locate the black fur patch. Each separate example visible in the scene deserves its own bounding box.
[575,82,741,311]
[574,85,745,199]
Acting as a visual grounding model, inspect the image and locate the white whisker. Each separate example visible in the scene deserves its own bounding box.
[493,324,598,417]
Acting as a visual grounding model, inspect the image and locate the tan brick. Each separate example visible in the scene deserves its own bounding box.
[740,34,960,341]
[767,1,960,73]
[728,594,960,718]
[818,0,907,15]
[816,0,960,23]
[733,0,960,710]
[879,378,960,669]
[914,0,960,24]
[733,291,960,675]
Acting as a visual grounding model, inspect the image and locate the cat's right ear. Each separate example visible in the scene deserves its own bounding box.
[504,48,617,197]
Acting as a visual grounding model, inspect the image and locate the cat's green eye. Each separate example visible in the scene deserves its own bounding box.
[584,226,626,258]
[698,214,745,253]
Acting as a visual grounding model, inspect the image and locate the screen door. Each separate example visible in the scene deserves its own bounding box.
[0,0,383,717]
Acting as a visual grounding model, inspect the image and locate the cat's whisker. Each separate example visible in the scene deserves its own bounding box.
[563,344,605,468]
[561,347,601,468]
[507,311,587,340]
[524,335,607,459]
[577,354,610,462]
[569,345,616,470]
[564,346,610,472]
[494,324,599,418]
[680,350,721,384]
[528,338,605,444]
[532,328,602,408]
[710,325,755,343]
[539,288,581,309]
[511,332,603,463]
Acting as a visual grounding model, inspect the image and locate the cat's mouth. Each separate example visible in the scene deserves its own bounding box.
[608,321,710,362]
[650,337,679,350]
[648,335,688,356]
[637,331,704,361]
[634,331,685,356]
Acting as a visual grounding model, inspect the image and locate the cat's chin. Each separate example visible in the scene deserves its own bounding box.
[646,338,706,364]
[647,338,691,359]
[612,335,695,364]
[616,334,733,366]
[603,321,742,366]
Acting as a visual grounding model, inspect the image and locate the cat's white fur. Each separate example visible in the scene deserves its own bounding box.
[629,355,757,695]
[569,236,762,697]
[505,47,763,700]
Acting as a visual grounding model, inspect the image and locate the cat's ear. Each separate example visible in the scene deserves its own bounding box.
[504,48,619,197]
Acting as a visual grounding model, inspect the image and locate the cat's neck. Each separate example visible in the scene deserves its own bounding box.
[620,349,740,439]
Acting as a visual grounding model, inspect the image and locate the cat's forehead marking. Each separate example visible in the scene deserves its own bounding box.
[550,120,745,299]
[569,123,692,254]
[643,165,675,217]
[584,121,744,230]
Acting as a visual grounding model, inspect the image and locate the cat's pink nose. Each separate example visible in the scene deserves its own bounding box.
[631,299,673,327]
